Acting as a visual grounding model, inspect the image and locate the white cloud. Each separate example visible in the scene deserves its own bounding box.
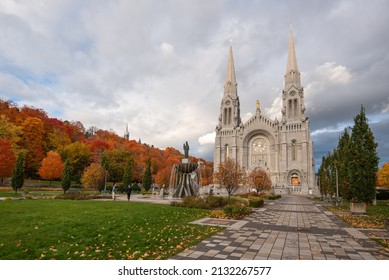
[159,42,174,55]
[316,62,352,84]
[198,132,216,145]
[264,96,282,121]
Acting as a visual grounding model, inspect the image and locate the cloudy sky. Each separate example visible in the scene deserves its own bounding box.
[1,0,388,169]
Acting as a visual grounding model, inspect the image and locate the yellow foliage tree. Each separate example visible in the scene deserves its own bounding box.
[377,162,389,188]
[81,163,105,192]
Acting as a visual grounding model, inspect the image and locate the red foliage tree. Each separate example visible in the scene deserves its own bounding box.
[0,139,16,184]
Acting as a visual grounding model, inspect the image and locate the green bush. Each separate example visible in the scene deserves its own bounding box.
[170,196,210,209]
[222,205,251,219]
[205,196,228,208]
[266,194,281,200]
[249,199,264,208]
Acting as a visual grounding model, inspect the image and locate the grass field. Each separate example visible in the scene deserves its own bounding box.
[0,200,221,260]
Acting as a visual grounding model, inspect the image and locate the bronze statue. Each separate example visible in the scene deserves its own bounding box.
[183,141,189,158]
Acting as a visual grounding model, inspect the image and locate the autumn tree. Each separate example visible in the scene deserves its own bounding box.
[101,149,131,183]
[214,158,245,200]
[248,168,272,193]
[81,163,106,192]
[0,115,22,148]
[0,139,16,184]
[348,106,379,203]
[11,153,24,193]
[61,141,92,183]
[154,167,171,187]
[142,159,152,191]
[377,162,389,188]
[38,151,64,185]
[20,117,46,177]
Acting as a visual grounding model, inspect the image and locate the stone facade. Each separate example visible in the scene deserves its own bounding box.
[214,31,316,194]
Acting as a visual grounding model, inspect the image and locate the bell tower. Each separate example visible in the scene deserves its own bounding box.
[282,30,307,123]
[218,45,241,129]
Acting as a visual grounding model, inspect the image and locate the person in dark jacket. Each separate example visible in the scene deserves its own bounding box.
[125,185,132,201]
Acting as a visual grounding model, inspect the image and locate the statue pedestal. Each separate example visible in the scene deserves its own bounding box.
[182,158,190,164]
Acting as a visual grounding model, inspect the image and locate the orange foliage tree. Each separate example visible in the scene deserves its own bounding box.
[247,168,272,193]
[20,117,46,177]
[214,158,245,200]
[0,139,16,184]
[38,151,64,185]
[377,162,389,188]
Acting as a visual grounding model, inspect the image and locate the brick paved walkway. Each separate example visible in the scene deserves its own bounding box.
[171,195,389,260]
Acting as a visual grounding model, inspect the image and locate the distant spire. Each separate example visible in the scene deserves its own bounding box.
[284,29,301,89]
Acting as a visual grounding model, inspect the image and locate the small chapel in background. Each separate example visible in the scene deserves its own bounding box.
[214,31,316,195]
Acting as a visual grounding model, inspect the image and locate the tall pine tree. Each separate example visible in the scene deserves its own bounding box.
[348,106,379,203]
[61,159,72,194]
[122,156,134,188]
[11,153,24,194]
[142,159,152,191]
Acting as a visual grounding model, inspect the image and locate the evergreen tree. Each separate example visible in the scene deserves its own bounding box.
[142,159,152,191]
[318,155,333,198]
[122,156,134,188]
[61,159,72,193]
[11,153,24,194]
[335,128,352,199]
[348,106,379,203]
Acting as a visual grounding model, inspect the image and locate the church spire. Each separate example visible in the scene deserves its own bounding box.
[225,46,236,85]
[224,45,238,98]
[284,29,301,89]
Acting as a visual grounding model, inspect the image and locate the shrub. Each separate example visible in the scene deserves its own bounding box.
[170,196,210,209]
[222,205,251,219]
[55,193,100,200]
[206,196,228,208]
[266,194,281,200]
[249,199,264,208]
[209,209,227,219]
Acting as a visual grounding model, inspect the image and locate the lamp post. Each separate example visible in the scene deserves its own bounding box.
[335,166,339,206]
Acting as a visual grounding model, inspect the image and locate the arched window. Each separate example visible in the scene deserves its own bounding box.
[291,140,296,161]
[228,108,232,125]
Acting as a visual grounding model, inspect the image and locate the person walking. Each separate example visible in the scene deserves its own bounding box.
[112,184,117,201]
[126,185,132,201]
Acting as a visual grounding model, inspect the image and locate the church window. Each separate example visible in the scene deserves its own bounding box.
[223,108,227,125]
[288,100,292,118]
[228,108,232,125]
[291,140,296,161]
[294,99,298,118]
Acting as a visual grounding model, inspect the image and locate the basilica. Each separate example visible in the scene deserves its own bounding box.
[214,31,316,194]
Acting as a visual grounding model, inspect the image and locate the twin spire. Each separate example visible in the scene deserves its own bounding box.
[224,29,301,92]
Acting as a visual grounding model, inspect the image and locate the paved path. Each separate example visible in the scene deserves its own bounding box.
[171,195,389,260]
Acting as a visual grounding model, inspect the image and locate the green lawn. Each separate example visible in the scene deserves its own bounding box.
[326,200,389,229]
[0,200,221,260]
